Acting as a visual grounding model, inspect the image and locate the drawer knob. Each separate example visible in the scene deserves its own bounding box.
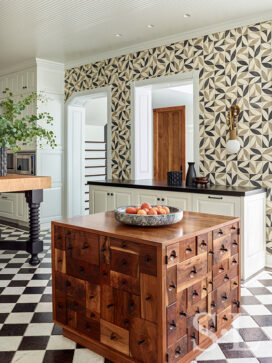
[89,295,94,300]
[221,294,228,301]
[169,321,177,330]
[208,250,214,255]
[90,313,95,318]
[121,280,127,286]
[145,296,151,301]
[200,241,207,248]
[110,333,117,341]
[203,287,207,291]
[223,316,228,321]
[233,281,238,286]
[57,259,62,263]
[191,333,197,340]
[192,290,199,297]
[186,247,193,253]
[219,266,225,273]
[210,322,215,329]
[82,244,89,250]
[232,241,238,246]
[211,302,216,308]
[224,275,230,282]
[144,255,152,263]
[121,242,127,248]
[232,259,238,265]
[220,245,228,253]
[57,303,62,309]
[168,284,176,291]
[190,269,197,278]
[79,267,85,274]
[170,250,177,260]
[106,303,114,308]
[231,226,236,230]
[218,229,223,235]
[179,311,187,317]
[128,302,134,308]
[138,339,145,345]
[175,347,181,357]
[233,300,240,307]
[121,259,127,266]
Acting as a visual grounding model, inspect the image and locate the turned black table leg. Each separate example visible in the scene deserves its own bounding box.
[25,189,43,266]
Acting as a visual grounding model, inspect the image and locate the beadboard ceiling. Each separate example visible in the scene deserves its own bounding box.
[0,0,271,72]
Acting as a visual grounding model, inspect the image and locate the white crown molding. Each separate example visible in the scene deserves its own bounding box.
[36,58,65,73]
[65,11,272,70]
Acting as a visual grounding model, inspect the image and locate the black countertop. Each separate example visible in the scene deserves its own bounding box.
[87,179,266,197]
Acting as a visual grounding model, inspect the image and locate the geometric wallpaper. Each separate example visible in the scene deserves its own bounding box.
[65,20,272,248]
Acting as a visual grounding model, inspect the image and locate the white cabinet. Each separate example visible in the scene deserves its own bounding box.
[90,186,133,214]
[89,184,266,280]
[192,194,240,217]
[0,193,16,219]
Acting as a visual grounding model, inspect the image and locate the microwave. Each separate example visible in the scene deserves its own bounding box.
[7,151,16,173]
[15,152,36,175]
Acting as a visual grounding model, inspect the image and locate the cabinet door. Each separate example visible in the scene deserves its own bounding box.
[192,194,240,217]
[18,69,35,94]
[163,191,193,211]
[112,187,134,208]
[91,187,109,214]
[133,188,160,206]
[0,193,16,219]
[16,193,28,222]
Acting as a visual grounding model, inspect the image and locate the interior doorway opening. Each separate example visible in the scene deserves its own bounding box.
[66,88,111,218]
[132,72,199,181]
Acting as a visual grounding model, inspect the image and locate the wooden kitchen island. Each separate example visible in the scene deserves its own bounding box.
[52,211,241,363]
[0,174,51,265]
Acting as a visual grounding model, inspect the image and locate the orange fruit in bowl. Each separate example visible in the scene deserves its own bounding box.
[126,207,136,214]
[141,202,151,210]
[162,206,170,214]
[157,208,166,215]
[147,208,157,215]
[137,209,147,215]
[135,206,141,213]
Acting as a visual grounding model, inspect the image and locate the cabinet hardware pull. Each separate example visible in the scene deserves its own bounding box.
[57,259,62,263]
[162,198,165,201]
[128,302,134,308]
[221,294,228,301]
[192,290,199,296]
[2,90,6,93]
[79,267,85,274]
[102,271,107,277]
[191,334,196,340]
[138,339,145,345]
[145,296,151,301]
[210,323,215,329]
[22,86,27,89]
[208,196,223,200]
[175,347,181,356]
[121,242,127,248]
[208,281,213,285]
[186,247,192,253]
[89,295,94,300]
[57,303,62,309]
[180,311,187,317]
[111,193,113,196]
[107,192,110,196]
[223,316,228,321]
[233,300,240,307]
[211,302,216,308]
[233,281,238,286]
[144,255,152,262]
[231,225,236,230]
[121,259,127,266]
[82,244,89,249]
[224,275,230,281]
[219,267,225,272]
[157,198,161,201]
[190,269,197,278]
[170,250,177,259]
[169,321,176,330]
[168,284,176,290]
[232,241,238,246]
[200,241,207,248]
[208,250,214,255]
[106,303,114,308]
[121,280,126,286]
[110,333,117,341]
[218,229,223,235]
[1,196,8,199]
[90,313,95,318]
[220,245,228,253]
[203,287,207,291]
[232,259,238,265]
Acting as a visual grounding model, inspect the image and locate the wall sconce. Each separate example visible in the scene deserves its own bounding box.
[226,105,240,154]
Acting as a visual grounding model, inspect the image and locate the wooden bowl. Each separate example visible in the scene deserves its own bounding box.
[194,177,209,186]
[114,206,183,227]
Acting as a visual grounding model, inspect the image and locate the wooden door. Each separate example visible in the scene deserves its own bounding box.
[153,106,186,180]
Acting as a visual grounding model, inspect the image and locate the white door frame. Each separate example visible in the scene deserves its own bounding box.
[65,86,112,218]
[131,71,199,179]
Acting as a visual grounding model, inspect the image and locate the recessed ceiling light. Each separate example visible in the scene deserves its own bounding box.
[147,24,154,28]
[115,33,122,37]
[184,13,191,18]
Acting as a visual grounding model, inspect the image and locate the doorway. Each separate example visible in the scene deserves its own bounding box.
[132,71,199,181]
[153,106,186,180]
[66,87,111,218]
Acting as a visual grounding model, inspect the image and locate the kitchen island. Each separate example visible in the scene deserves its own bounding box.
[52,210,240,363]
[0,174,51,265]
[88,179,266,280]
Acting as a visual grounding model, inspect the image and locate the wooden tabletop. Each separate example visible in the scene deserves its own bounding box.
[54,211,240,246]
[0,174,51,192]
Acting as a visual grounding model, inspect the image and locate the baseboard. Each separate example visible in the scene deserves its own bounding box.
[266,254,272,268]
[0,219,29,231]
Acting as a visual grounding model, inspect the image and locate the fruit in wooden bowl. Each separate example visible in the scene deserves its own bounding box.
[115,203,183,227]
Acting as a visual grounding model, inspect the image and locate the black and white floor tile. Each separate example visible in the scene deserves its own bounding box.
[0,223,272,363]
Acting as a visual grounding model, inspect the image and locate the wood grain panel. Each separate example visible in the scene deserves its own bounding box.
[54,249,66,273]
[100,319,129,356]
[140,273,157,323]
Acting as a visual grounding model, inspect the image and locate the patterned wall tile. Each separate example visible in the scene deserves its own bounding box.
[65,20,272,250]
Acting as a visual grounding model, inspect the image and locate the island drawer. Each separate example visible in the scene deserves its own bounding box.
[177,253,208,290]
[66,230,99,265]
[179,237,196,262]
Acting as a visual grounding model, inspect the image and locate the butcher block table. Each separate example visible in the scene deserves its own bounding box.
[52,211,241,363]
[0,174,51,265]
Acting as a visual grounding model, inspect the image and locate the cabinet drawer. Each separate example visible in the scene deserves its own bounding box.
[65,275,86,300]
[167,265,177,305]
[207,291,217,315]
[110,237,139,253]
[198,314,215,344]
[179,237,196,262]
[187,297,207,318]
[177,254,207,290]
[66,231,99,265]
[213,272,231,290]
[110,271,140,295]
[139,244,157,276]
[54,249,66,273]
[66,258,100,284]
[86,282,100,320]
[213,235,231,264]
[187,316,199,352]
[100,319,129,356]
[77,314,100,341]
[231,276,239,290]
[230,287,240,315]
[166,243,179,267]
[54,225,67,250]
[197,233,209,254]
[231,234,239,256]
[213,224,233,240]
[168,335,187,362]
[213,258,229,278]
[215,281,231,313]
[101,285,115,323]
[114,290,140,330]
[130,318,157,363]
[187,281,202,306]
[110,248,139,278]
[140,273,157,323]
[230,254,239,269]
[177,289,187,338]
[167,303,178,347]
[217,305,232,332]
[54,296,66,325]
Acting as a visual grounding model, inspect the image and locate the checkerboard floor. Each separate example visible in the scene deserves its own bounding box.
[0,223,272,363]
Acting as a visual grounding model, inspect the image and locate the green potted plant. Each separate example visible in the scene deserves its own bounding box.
[0,89,57,176]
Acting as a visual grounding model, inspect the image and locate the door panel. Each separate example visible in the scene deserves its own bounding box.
[153,106,186,180]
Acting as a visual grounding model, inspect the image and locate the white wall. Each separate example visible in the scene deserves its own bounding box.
[85,97,107,126]
[85,125,105,141]
[152,87,194,165]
